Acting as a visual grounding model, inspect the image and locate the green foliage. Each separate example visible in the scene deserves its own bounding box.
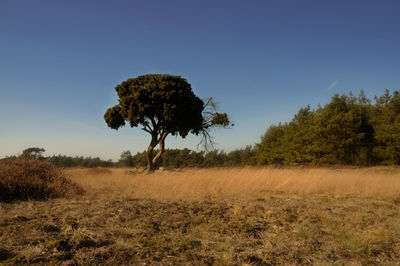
[211,113,230,127]
[256,124,287,165]
[119,151,134,167]
[256,90,400,166]
[372,90,400,164]
[105,74,204,137]
[201,150,226,167]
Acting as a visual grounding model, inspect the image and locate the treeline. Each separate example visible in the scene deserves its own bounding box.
[47,155,114,168]
[0,152,114,168]
[118,146,257,168]
[1,147,257,168]
[256,90,400,166]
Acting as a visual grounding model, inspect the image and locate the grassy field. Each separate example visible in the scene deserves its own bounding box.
[1,167,400,265]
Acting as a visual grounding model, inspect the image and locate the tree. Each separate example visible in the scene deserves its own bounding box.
[256,123,287,165]
[104,74,230,172]
[314,93,374,165]
[119,151,134,167]
[21,147,45,160]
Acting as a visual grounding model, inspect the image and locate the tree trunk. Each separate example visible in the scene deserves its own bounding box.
[147,136,157,172]
[146,132,168,173]
[152,132,168,166]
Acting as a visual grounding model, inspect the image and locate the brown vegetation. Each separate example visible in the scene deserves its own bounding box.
[0,159,84,202]
[1,167,400,264]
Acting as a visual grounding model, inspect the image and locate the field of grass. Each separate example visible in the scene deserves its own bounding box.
[1,167,400,265]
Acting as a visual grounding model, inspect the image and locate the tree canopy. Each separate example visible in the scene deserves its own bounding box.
[104,74,230,171]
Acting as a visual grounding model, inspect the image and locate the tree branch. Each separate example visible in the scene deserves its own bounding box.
[142,126,152,134]
[198,128,215,151]
[149,117,158,133]
[141,121,154,134]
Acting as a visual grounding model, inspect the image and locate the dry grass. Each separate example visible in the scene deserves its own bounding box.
[67,167,400,200]
[1,167,400,265]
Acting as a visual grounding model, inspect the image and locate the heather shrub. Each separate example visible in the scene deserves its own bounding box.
[0,159,84,202]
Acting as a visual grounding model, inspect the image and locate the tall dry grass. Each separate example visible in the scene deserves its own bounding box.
[66,167,400,200]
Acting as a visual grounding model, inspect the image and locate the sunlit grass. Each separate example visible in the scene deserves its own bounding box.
[67,166,400,201]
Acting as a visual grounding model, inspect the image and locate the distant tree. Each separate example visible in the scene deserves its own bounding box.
[132,151,148,167]
[0,155,17,163]
[21,147,45,160]
[119,151,134,167]
[314,93,374,165]
[256,123,287,165]
[105,74,230,172]
[47,155,115,168]
[202,150,226,167]
[225,150,242,166]
[238,145,257,166]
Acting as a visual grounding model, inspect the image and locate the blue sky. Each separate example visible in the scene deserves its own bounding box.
[1,0,400,160]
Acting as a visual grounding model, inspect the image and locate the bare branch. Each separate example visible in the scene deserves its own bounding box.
[197,128,216,151]
[197,98,232,151]
[203,97,218,111]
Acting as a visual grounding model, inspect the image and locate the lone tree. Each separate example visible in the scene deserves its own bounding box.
[21,147,45,160]
[105,74,230,172]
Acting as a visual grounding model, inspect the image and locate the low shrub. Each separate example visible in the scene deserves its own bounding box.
[0,159,84,202]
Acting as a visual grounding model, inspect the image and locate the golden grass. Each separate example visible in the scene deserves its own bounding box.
[2,167,400,264]
[67,167,400,200]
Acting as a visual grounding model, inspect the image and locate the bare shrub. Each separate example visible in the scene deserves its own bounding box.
[0,159,84,202]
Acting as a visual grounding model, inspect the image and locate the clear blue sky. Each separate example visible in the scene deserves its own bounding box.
[1,0,400,160]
